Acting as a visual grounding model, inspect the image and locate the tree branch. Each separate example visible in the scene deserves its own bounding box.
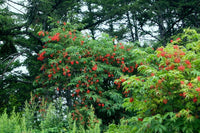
[6,79,32,84]
[7,0,28,8]
[1,53,22,81]
[7,2,25,14]
[165,2,200,36]
[139,26,160,41]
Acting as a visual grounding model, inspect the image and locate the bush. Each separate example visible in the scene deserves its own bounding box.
[115,28,200,133]
[34,21,138,125]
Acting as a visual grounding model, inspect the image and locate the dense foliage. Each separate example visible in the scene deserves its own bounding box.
[111,29,200,132]
[1,0,200,114]
[1,0,200,132]
[34,21,139,125]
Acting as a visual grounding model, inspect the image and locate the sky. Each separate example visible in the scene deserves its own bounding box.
[6,0,26,14]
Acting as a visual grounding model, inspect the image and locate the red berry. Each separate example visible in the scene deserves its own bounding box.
[71,61,74,65]
[130,97,134,102]
[48,74,52,78]
[187,82,193,87]
[63,72,66,76]
[185,60,191,65]
[174,58,181,63]
[92,64,97,71]
[86,90,90,94]
[173,45,178,49]
[178,65,185,71]
[161,52,166,57]
[197,76,200,81]
[193,97,197,103]
[138,118,143,121]
[163,99,168,104]
[75,89,80,93]
[195,88,200,91]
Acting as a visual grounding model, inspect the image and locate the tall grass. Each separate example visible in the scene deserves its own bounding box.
[0,97,101,133]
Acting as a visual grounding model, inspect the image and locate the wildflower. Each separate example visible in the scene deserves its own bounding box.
[173,45,179,49]
[51,33,60,41]
[193,97,197,103]
[75,89,80,93]
[157,47,163,51]
[38,31,45,36]
[197,76,200,81]
[187,82,193,88]
[174,58,181,63]
[86,90,90,94]
[130,97,134,102]
[92,64,97,71]
[178,65,185,71]
[71,61,74,65]
[185,60,191,65]
[48,74,52,78]
[163,99,168,104]
[138,118,143,121]
[195,88,200,91]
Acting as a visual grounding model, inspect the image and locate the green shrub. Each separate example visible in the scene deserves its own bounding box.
[0,96,101,133]
[114,28,200,133]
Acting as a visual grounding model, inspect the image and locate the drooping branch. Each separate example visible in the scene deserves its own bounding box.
[1,53,22,81]
[2,53,20,63]
[6,2,25,14]
[7,0,28,8]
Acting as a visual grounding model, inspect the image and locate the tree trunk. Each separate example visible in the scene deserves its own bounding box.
[126,11,135,42]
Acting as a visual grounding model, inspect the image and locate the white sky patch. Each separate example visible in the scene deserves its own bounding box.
[6,0,27,14]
